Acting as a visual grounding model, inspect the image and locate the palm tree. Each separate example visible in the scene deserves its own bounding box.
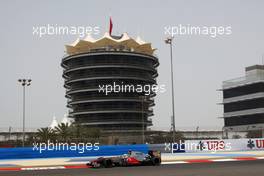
[54,123,71,142]
[36,127,56,142]
[86,128,100,139]
[70,122,101,142]
[71,122,81,139]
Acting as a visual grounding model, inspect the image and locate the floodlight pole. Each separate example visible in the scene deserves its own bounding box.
[18,79,31,147]
[165,37,176,143]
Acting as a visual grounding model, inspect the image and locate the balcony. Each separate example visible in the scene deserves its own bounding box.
[65,72,154,83]
[63,64,157,75]
[223,74,264,90]
[62,50,159,66]
[69,107,154,116]
[223,108,264,118]
[68,96,154,104]
[223,92,264,104]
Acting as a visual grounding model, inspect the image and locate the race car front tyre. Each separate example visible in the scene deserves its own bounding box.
[120,159,127,167]
[152,158,161,166]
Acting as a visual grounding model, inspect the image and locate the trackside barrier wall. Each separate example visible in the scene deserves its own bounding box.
[1,139,263,159]
[0,144,148,160]
[150,138,264,153]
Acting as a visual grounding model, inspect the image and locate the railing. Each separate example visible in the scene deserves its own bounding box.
[65,62,155,71]
[223,76,246,84]
[65,76,156,84]
[223,107,264,118]
[63,64,157,74]
[66,83,156,96]
[76,119,152,124]
[72,107,153,113]
[66,86,99,93]
[68,96,154,104]
[223,92,264,104]
[65,72,154,83]
[62,49,158,61]
[223,74,264,88]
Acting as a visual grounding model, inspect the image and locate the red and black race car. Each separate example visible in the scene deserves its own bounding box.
[86,150,161,168]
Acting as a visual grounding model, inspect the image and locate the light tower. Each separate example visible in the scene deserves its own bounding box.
[18,78,32,147]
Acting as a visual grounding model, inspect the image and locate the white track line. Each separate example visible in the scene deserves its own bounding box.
[211,159,237,162]
[162,157,264,165]
[162,161,188,164]
[21,166,65,171]
[256,156,264,159]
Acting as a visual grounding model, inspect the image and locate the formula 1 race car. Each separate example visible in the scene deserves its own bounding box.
[86,150,161,168]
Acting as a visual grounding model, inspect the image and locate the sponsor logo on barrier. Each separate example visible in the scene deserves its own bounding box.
[247,139,264,149]
[256,139,264,148]
[189,139,264,152]
[247,139,255,149]
[197,140,227,151]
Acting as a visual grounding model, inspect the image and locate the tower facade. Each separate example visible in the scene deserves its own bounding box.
[222,65,264,135]
[61,33,159,132]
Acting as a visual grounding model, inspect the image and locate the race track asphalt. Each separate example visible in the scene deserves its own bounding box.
[0,160,264,176]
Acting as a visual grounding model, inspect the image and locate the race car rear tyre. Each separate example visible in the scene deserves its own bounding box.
[103,159,113,168]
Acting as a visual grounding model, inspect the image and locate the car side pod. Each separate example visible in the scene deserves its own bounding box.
[127,157,140,165]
